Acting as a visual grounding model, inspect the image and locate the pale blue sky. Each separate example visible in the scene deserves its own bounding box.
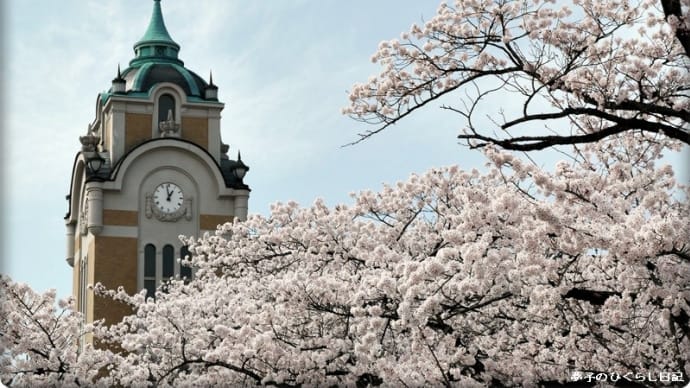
[3,1,488,298]
[3,1,687,300]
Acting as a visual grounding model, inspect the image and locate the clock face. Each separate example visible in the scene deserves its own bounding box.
[153,183,184,214]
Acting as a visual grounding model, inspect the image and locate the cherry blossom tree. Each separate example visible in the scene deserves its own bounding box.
[93,2,688,384]
[0,276,113,387]
[343,0,689,150]
[4,140,688,386]
[3,1,688,386]
[88,133,688,386]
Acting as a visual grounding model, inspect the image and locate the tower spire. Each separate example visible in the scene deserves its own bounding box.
[139,0,176,45]
[130,0,182,66]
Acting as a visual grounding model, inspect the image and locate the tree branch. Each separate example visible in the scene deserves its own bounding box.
[660,0,690,57]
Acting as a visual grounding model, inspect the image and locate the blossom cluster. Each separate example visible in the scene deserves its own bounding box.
[343,0,689,148]
[2,134,688,386]
[0,276,113,387]
[97,134,689,386]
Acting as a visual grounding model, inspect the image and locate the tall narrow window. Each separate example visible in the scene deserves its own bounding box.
[78,257,89,351]
[162,244,175,280]
[144,244,157,299]
[79,258,88,315]
[180,245,192,282]
[142,244,191,298]
[158,94,175,124]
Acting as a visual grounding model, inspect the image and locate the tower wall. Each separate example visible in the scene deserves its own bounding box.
[125,113,153,153]
[93,236,138,325]
[181,116,209,150]
[64,0,251,341]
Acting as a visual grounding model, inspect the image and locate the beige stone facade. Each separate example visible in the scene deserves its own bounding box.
[103,210,139,226]
[124,113,153,153]
[181,116,209,150]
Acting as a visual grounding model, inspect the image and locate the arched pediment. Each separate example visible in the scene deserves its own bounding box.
[105,138,246,197]
[65,154,87,224]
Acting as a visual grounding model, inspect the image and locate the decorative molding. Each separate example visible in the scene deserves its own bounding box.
[144,194,153,219]
[79,200,89,235]
[79,134,100,152]
[145,193,193,222]
[159,109,181,137]
[220,143,229,160]
[85,184,104,236]
[100,225,139,238]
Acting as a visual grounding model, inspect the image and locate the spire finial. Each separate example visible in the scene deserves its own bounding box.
[139,0,175,44]
[205,70,219,99]
[237,150,242,161]
[112,63,126,92]
[130,0,182,66]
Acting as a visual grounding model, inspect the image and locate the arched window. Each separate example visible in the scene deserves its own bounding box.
[158,93,175,124]
[180,245,192,282]
[142,243,191,298]
[144,244,156,299]
[162,244,175,280]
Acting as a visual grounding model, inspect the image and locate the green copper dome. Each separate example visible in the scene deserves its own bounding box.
[105,0,217,103]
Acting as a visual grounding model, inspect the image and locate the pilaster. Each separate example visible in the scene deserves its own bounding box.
[86,182,104,235]
[233,191,250,221]
[66,223,76,267]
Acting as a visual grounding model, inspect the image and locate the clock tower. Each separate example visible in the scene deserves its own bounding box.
[64,0,250,326]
